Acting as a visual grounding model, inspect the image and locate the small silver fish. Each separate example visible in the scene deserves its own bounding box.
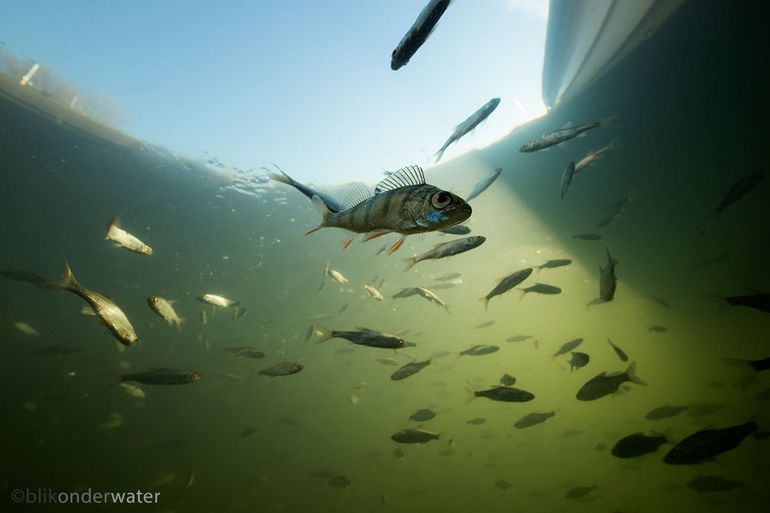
[363,283,384,301]
[391,0,453,71]
[520,116,618,152]
[435,98,500,162]
[197,293,239,308]
[147,296,185,332]
[105,217,152,255]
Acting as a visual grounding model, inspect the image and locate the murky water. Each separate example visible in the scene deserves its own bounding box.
[1,2,769,512]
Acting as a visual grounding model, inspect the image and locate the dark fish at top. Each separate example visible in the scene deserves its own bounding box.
[499,374,516,386]
[306,166,472,254]
[611,432,673,458]
[721,355,770,388]
[686,475,745,493]
[596,195,629,227]
[404,236,486,271]
[663,421,758,464]
[267,164,345,213]
[0,269,48,285]
[390,0,452,70]
[552,337,583,359]
[645,405,688,420]
[224,347,266,359]
[537,259,572,271]
[482,268,533,309]
[391,359,431,381]
[391,428,439,444]
[439,224,471,235]
[258,361,304,377]
[601,339,627,364]
[699,290,770,314]
[520,116,618,152]
[576,361,646,401]
[314,326,405,349]
[121,368,201,385]
[715,168,763,213]
[467,386,535,403]
[571,233,602,241]
[409,408,436,422]
[565,485,596,500]
[589,247,619,305]
[519,283,561,297]
[560,161,576,201]
[466,167,502,202]
[568,352,590,372]
[458,344,500,357]
[42,261,138,346]
[514,411,555,429]
[435,98,501,162]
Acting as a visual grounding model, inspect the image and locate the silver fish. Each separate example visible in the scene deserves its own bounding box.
[520,116,618,152]
[482,268,533,309]
[363,283,384,301]
[147,296,185,332]
[466,168,502,202]
[596,196,629,227]
[560,161,576,201]
[390,0,452,71]
[574,141,614,174]
[258,361,304,377]
[404,236,485,271]
[315,327,405,349]
[391,359,431,381]
[105,217,152,255]
[197,293,239,308]
[435,98,500,162]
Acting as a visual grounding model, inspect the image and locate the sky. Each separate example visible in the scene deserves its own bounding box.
[0,0,549,184]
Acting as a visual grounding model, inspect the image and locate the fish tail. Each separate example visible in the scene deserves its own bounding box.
[41,260,78,291]
[463,386,476,404]
[434,141,450,163]
[267,165,294,186]
[605,246,619,265]
[305,195,330,236]
[599,113,621,130]
[479,297,489,311]
[517,289,526,300]
[697,291,730,315]
[105,216,119,238]
[721,358,757,389]
[625,361,647,386]
[403,257,417,272]
[175,317,185,333]
[313,326,333,343]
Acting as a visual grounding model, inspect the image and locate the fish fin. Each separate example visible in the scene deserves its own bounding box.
[41,260,78,290]
[721,358,757,389]
[313,326,332,343]
[403,257,417,272]
[342,238,354,250]
[175,318,185,333]
[463,386,476,404]
[363,231,391,242]
[599,114,621,129]
[517,288,526,300]
[374,165,425,194]
[267,164,294,185]
[106,216,120,234]
[559,121,574,129]
[697,291,731,315]
[305,195,330,236]
[479,297,489,311]
[626,361,647,386]
[340,182,372,210]
[388,237,406,254]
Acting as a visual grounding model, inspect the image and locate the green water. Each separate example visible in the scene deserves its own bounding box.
[2,2,769,512]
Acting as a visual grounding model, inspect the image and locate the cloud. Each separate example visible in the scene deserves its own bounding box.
[507,0,550,20]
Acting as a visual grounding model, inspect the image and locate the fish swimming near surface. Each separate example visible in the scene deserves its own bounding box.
[514,411,555,429]
[105,217,153,255]
[267,164,345,213]
[644,405,689,420]
[147,296,185,332]
[42,261,138,346]
[552,338,583,359]
[197,293,239,308]
[686,475,746,494]
[391,359,432,380]
[536,259,572,271]
[519,283,561,297]
[466,386,535,403]
[314,326,405,349]
[390,428,439,444]
[698,290,770,314]
[721,355,770,388]
[568,352,590,372]
[404,236,485,271]
[589,247,619,306]
[596,195,629,227]
[607,338,629,362]
[439,224,471,235]
[390,0,453,71]
[611,431,674,458]
[576,361,646,401]
[466,168,502,202]
[305,166,472,254]
[663,421,758,464]
[482,268,533,309]
[224,347,266,359]
[434,98,501,162]
[715,168,763,213]
[120,368,201,385]
[520,116,618,152]
[258,361,304,377]
[571,233,602,241]
[560,161,576,201]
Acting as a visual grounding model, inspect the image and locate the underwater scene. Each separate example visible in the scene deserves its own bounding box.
[1,1,769,512]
